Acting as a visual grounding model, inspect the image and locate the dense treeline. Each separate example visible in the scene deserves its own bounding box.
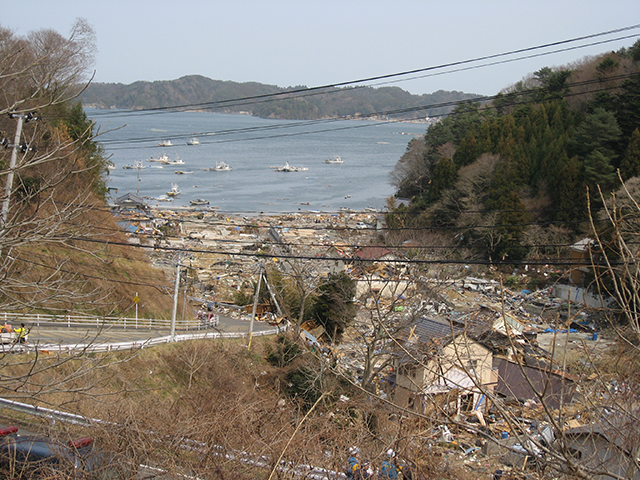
[79,74,481,120]
[389,41,640,262]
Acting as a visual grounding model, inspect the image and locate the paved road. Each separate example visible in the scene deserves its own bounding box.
[21,314,277,346]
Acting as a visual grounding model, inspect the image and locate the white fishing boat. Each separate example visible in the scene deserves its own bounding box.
[148,153,170,163]
[187,137,200,145]
[166,183,181,196]
[273,161,308,172]
[190,198,209,206]
[155,195,172,202]
[324,155,344,164]
[158,140,173,147]
[174,170,194,175]
[203,161,232,172]
[122,160,146,170]
[166,155,185,165]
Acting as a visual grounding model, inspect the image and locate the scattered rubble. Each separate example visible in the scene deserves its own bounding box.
[111,205,630,478]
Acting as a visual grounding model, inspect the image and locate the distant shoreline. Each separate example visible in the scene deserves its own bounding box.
[142,203,383,219]
[83,105,433,125]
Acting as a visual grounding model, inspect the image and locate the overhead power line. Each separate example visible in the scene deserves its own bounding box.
[93,71,640,152]
[70,235,614,268]
[88,24,640,120]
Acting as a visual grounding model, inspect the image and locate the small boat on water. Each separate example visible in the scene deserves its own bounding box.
[123,160,146,170]
[273,161,308,172]
[187,137,200,145]
[166,155,185,165]
[203,161,232,172]
[174,170,194,175]
[324,155,344,164]
[148,153,170,163]
[167,183,181,196]
[158,140,173,147]
[155,195,172,202]
[190,198,209,206]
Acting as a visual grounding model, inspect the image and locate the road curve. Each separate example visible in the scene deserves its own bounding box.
[16,314,278,347]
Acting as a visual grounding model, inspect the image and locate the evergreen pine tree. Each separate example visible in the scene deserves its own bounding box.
[453,130,480,167]
[583,149,618,195]
[428,157,458,203]
[552,155,585,224]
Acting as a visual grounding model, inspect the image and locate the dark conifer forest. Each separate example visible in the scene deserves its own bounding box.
[388,41,640,262]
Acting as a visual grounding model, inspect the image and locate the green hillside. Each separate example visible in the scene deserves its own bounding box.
[388,40,640,263]
[80,75,482,120]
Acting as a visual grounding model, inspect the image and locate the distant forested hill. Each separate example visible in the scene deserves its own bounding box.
[79,74,482,120]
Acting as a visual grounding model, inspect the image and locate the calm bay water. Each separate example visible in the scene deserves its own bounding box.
[88,108,426,214]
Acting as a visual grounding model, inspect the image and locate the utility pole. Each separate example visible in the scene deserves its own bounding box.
[170,260,181,341]
[262,270,283,317]
[1,112,38,231]
[247,263,263,350]
[136,166,140,197]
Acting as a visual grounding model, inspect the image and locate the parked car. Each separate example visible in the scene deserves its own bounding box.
[0,425,131,478]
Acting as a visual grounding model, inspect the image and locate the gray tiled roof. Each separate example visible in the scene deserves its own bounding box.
[411,317,461,344]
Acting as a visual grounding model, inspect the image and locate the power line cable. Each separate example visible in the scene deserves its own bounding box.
[87,24,640,119]
[368,33,640,89]
[11,253,173,290]
[70,235,614,267]
[93,72,640,151]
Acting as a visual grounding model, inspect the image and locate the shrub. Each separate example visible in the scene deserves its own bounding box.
[265,334,301,368]
[504,275,521,289]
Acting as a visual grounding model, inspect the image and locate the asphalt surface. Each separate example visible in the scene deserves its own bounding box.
[19,314,276,346]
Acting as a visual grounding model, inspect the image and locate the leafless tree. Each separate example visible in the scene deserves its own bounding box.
[0,19,95,114]
[0,22,175,444]
[266,258,321,339]
[171,339,217,390]
[389,137,429,195]
[0,20,139,313]
[344,268,441,394]
[592,176,640,344]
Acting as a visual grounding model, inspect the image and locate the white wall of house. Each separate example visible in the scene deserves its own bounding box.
[355,279,412,299]
[552,284,615,309]
[394,334,494,414]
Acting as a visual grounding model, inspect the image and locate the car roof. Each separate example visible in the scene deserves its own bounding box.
[0,428,129,476]
[2,434,79,462]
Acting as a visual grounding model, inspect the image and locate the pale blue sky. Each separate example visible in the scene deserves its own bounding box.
[3,0,640,95]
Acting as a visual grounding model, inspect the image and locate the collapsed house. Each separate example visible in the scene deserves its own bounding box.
[393,317,496,416]
[564,413,640,480]
[393,306,576,417]
[451,305,575,409]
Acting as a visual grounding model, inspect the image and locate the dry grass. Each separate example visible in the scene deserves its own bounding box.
[10,205,175,318]
[1,335,477,479]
